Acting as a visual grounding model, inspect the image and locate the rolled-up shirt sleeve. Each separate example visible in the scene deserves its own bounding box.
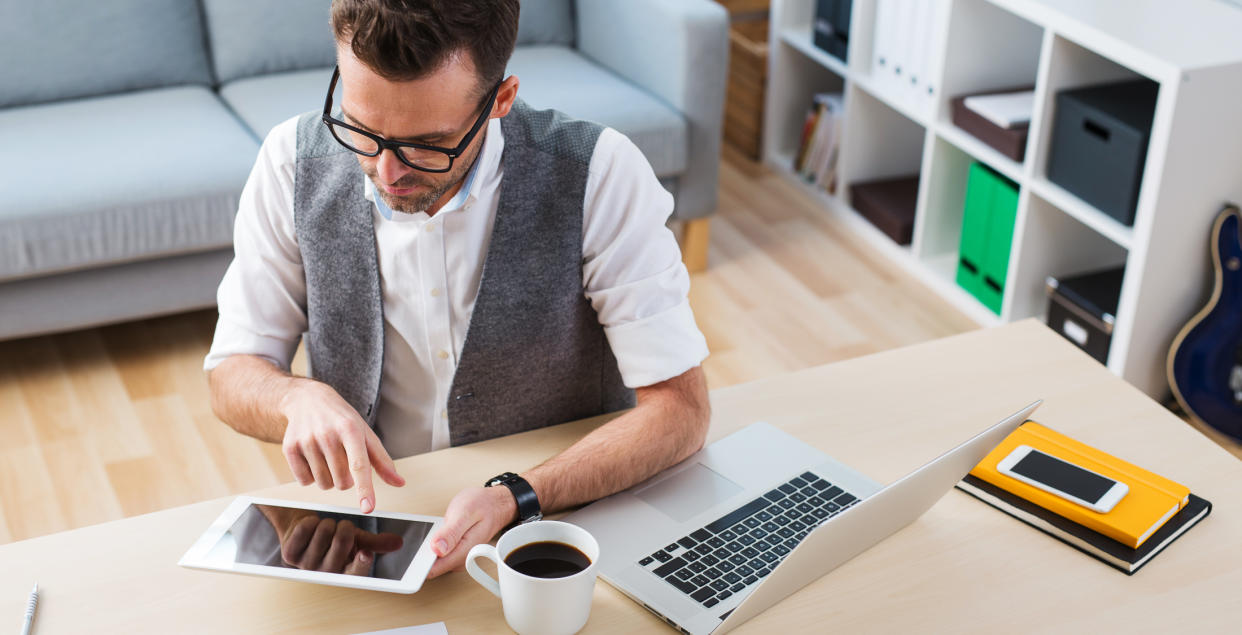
[204,117,308,372]
[582,129,710,388]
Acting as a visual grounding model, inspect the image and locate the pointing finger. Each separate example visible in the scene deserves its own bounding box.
[365,428,405,488]
[340,426,375,513]
[355,531,404,555]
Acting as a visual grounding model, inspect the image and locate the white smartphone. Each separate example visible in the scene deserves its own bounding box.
[996,445,1129,513]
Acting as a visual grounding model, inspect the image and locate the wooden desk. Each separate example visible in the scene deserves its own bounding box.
[2,320,1239,633]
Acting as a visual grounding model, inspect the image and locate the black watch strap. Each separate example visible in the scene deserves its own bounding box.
[484,472,543,524]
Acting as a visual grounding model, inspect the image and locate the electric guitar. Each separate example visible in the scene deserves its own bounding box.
[1168,204,1242,442]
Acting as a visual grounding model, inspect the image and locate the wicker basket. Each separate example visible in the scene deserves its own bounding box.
[719,2,769,160]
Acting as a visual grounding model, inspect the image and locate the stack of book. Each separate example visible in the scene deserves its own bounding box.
[793,92,844,194]
[957,421,1211,574]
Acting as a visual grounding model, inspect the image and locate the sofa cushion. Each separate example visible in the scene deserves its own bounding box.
[219,68,336,141]
[0,88,259,282]
[201,0,337,85]
[201,0,572,84]
[507,46,687,177]
[0,0,213,108]
[517,0,575,47]
[220,47,687,178]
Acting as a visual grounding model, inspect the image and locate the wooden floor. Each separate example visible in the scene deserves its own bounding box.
[0,148,1233,545]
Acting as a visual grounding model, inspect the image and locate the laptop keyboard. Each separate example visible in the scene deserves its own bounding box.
[636,471,858,609]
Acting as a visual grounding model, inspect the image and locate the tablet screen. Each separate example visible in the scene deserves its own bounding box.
[202,503,434,580]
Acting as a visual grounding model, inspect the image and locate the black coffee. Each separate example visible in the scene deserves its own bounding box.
[504,541,591,579]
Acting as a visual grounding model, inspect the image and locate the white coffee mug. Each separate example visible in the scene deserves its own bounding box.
[466,520,599,635]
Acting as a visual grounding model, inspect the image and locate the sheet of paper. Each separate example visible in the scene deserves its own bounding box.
[352,623,448,635]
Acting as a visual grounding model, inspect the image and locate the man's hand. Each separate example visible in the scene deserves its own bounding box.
[417,366,709,581]
[274,512,404,575]
[424,485,518,578]
[279,380,406,513]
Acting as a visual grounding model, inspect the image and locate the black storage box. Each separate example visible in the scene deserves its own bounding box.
[1045,266,1125,364]
[813,0,852,62]
[849,175,919,245]
[1046,79,1158,226]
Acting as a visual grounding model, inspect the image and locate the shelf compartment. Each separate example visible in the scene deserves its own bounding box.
[1006,192,1128,327]
[1027,176,1134,250]
[838,82,927,195]
[772,163,913,261]
[770,0,871,76]
[917,134,1025,261]
[1027,34,1154,188]
[938,0,1044,145]
[919,133,1030,318]
[764,46,848,166]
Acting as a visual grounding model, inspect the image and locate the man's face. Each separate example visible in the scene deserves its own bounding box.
[335,45,515,216]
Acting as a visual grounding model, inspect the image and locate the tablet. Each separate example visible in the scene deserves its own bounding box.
[179,496,443,594]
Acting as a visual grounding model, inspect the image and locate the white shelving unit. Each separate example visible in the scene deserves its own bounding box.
[763,0,1242,398]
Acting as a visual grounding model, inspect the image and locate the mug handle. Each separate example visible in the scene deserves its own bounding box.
[466,543,502,598]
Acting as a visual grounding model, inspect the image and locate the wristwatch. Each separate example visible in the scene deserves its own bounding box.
[484,472,543,524]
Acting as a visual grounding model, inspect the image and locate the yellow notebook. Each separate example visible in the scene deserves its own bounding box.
[970,421,1190,548]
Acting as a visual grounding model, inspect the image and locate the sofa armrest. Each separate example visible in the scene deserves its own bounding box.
[575,0,729,220]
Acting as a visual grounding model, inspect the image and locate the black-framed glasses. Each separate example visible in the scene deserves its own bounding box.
[321,66,500,173]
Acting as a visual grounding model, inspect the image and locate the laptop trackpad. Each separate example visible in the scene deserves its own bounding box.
[635,463,743,523]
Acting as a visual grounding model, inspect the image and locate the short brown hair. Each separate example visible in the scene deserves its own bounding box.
[331,0,520,97]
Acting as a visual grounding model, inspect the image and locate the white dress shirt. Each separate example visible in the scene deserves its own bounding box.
[205,114,708,458]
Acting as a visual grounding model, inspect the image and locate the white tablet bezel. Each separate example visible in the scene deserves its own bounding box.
[179,496,443,594]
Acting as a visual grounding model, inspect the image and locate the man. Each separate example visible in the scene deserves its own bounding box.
[205,0,710,578]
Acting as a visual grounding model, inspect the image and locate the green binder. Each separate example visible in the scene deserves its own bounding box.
[982,177,1018,311]
[957,163,992,303]
[956,162,1018,315]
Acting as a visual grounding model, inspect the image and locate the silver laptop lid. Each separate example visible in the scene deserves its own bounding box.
[715,400,1041,633]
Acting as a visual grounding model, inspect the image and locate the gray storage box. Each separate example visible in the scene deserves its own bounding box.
[1046,79,1159,226]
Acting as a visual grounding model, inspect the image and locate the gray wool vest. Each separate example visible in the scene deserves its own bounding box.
[292,99,635,447]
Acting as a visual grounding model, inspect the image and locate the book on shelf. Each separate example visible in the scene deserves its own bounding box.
[957,475,1211,575]
[872,0,896,82]
[793,92,844,194]
[872,0,948,107]
[969,421,1191,548]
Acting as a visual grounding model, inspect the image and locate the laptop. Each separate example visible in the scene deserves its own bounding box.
[564,400,1041,634]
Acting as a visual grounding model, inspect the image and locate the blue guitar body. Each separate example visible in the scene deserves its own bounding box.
[1169,205,1242,442]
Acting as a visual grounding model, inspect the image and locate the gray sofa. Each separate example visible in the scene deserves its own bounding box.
[0,0,727,341]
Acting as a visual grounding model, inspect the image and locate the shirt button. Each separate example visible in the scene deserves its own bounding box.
[430,287,442,297]
[441,410,448,420]
[437,350,450,360]
[424,223,436,233]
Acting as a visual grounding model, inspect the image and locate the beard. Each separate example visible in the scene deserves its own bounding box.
[364,130,485,216]
[372,173,457,216]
